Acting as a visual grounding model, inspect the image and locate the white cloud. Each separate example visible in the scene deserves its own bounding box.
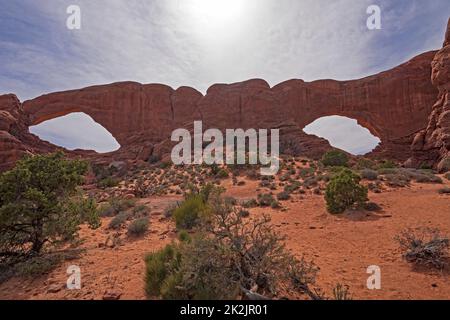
[1,0,448,152]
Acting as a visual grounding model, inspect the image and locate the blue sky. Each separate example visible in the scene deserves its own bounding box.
[1,0,449,154]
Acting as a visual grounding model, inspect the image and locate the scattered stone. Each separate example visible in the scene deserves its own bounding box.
[47,283,64,294]
[103,290,122,300]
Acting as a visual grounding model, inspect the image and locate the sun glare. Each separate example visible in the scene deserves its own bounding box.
[187,0,245,23]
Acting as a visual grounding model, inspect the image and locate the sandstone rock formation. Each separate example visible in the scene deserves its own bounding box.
[408,19,450,172]
[1,22,447,171]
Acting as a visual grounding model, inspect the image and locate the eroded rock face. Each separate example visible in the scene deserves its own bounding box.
[408,19,450,172]
[0,30,444,171]
[0,94,64,171]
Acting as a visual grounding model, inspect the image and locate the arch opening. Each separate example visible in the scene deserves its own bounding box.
[303,115,381,155]
[29,112,121,153]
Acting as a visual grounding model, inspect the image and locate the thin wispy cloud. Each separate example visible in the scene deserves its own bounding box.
[0,0,449,153]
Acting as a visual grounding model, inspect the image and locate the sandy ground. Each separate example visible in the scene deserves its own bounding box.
[0,179,449,300]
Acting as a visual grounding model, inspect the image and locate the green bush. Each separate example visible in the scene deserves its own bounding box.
[377,160,397,169]
[444,172,450,181]
[108,212,129,230]
[242,199,258,208]
[159,162,171,169]
[128,218,149,236]
[0,152,95,261]
[277,191,291,201]
[145,201,320,300]
[178,230,192,243]
[98,176,119,189]
[145,244,182,297]
[110,197,136,213]
[216,169,229,179]
[257,193,275,207]
[325,169,368,214]
[321,150,349,167]
[360,169,378,181]
[173,195,209,229]
[438,187,450,194]
[65,196,101,230]
[98,203,116,217]
[270,200,281,209]
[238,209,250,218]
[148,154,161,164]
[355,158,375,170]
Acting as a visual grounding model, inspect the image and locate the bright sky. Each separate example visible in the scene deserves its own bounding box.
[1,0,449,154]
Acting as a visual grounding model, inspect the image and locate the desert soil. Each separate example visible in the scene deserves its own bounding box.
[0,179,449,300]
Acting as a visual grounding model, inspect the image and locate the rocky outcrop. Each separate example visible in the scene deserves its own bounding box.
[0,94,64,171]
[408,19,450,172]
[0,23,446,171]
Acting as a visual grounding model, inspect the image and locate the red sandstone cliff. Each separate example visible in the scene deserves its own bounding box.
[408,19,450,172]
[1,22,448,171]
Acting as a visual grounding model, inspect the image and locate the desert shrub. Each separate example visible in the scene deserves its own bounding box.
[333,284,352,300]
[216,169,229,179]
[65,195,101,230]
[145,197,320,300]
[284,181,301,193]
[257,193,275,207]
[355,158,376,170]
[134,177,148,198]
[98,176,120,189]
[360,169,378,181]
[132,205,149,218]
[321,150,349,167]
[108,212,129,230]
[164,202,179,219]
[444,172,450,181]
[238,209,250,218]
[377,168,398,175]
[160,162,171,169]
[224,196,237,206]
[209,163,220,176]
[0,152,96,262]
[419,162,433,170]
[363,202,382,212]
[277,191,291,201]
[298,167,315,178]
[98,203,116,217]
[414,173,442,184]
[109,197,136,213]
[0,250,82,283]
[438,187,450,194]
[438,158,450,172]
[395,228,449,269]
[178,230,191,243]
[145,244,182,297]
[303,177,319,189]
[377,160,397,169]
[383,173,410,187]
[325,169,368,214]
[242,199,258,208]
[173,195,209,230]
[148,154,161,164]
[270,200,281,209]
[128,218,149,237]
